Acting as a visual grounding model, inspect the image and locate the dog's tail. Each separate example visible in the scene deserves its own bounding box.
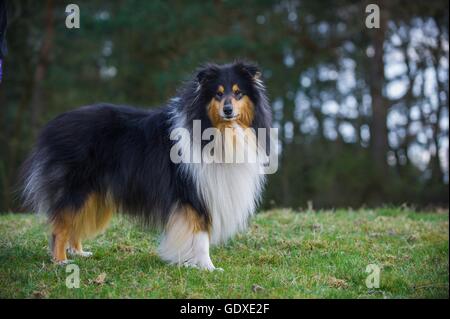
[18,146,65,216]
[18,148,47,214]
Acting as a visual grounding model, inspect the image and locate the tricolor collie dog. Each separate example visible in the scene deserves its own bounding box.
[20,61,272,270]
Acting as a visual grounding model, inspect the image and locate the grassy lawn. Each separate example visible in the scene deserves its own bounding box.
[0,208,448,298]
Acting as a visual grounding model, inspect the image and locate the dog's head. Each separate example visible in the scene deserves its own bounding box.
[194,61,268,130]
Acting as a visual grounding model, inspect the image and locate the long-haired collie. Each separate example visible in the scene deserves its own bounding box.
[20,61,272,270]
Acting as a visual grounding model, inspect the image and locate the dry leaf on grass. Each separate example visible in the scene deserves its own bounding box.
[117,244,134,253]
[91,272,107,285]
[251,284,264,293]
[31,289,48,299]
[327,276,349,289]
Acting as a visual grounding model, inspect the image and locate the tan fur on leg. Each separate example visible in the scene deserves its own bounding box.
[50,193,114,263]
[52,226,69,263]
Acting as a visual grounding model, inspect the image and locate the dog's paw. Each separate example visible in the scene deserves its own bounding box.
[67,248,93,257]
[182,259,223,272]
[183,261,199,269]
[54,259,74,266]
[77,251,93,257]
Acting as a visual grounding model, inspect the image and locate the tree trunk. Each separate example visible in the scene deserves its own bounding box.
[429,16,446,184]
[369,2,388,175]
[29,0,54,139]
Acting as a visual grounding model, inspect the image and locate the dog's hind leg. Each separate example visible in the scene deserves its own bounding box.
[50,215,72,264]
[70,193,114,257]
[158,204,221,271]
[51,194,114,263]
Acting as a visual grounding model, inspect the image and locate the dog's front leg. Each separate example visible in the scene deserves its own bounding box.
[158,205,222,271]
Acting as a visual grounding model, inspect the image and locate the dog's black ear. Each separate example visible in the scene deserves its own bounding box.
[196,64,219,84]
[235,61,262,80]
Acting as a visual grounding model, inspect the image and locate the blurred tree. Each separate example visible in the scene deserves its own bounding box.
[0,0,448,212]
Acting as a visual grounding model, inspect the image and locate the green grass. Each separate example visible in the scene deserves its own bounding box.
[0,208,448,298]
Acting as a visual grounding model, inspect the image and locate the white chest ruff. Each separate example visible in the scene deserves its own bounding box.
[195,162,264,245]
[170,111,266,245]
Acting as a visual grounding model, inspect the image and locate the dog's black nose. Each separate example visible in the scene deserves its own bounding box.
[223,104,233,116]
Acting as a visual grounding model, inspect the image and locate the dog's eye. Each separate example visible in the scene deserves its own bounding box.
[216,91,223,99]
[234,90,243,99]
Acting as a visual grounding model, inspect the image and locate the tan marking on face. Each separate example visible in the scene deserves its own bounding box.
[232,95,254,128]
[232,84,240,93]
[207,95,254,130]
[217,85,225,94]
[206,95,257,162]
[208,98,225,129]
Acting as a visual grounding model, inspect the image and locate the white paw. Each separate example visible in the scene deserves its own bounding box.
[67,248,93,257]
[55,259,74,266]
[183,261,199,269]
[77,251,93,257]
[182,258,222,272]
